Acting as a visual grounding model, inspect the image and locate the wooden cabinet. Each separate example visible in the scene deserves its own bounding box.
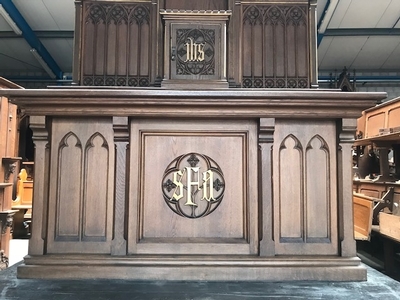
[353,96,400,276]
[0,78,22,267]
[353,96,400,213]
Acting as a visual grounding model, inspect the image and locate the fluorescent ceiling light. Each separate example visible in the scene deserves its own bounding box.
[30,48,56,79]
[0,4,22,35]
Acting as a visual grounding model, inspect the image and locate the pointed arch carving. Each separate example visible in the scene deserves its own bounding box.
[305,135,331,242]
[265,6,285,25]
[278,134,304,242]
[82,133,110,241]
[108,4,128,25]
[59,132,82,149]
[243,6,262,25]
[286,6,307,26]
[242,4,309,88]
[82,2,152,87]
[55,132,83,241]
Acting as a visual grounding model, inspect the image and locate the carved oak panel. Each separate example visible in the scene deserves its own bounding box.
[81,2,152,87]
[47,118,115,254]
[242,4,309,88]
[273,120,338,255]
[128,119,258,255]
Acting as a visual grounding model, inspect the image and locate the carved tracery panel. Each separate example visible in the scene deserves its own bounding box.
[82,2,152,87]
[242,5,309,88]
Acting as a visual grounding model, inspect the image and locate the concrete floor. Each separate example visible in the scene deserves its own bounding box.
[2,240,400,300]
[0,260,400,300]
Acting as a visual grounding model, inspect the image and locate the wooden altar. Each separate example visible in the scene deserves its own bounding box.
[0,0,389,281]
[2,88,386,280]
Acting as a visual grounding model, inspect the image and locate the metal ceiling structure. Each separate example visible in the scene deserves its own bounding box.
[0,0,399,87]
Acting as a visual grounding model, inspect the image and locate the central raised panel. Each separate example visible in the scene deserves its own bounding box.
[128,119,258,255]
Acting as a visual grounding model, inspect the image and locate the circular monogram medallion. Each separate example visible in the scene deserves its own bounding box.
[161,153,225,219]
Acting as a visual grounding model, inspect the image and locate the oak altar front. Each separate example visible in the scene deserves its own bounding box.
[3,88,386,281]
[0,0,388,281]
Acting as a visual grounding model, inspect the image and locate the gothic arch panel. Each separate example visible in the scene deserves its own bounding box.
[278,134,303,242]
[55,132,82,241]
[305,135,331,242]
[82,133,110,241]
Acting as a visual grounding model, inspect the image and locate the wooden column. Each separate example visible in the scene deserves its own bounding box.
[338,118,357,257]
[111,117,128,255]
[259,118,275,256]
[309,0,318,88]
[28,116,49,256]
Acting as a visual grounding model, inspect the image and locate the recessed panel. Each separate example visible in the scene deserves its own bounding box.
[142,134,244,239]
[129,119,258,255]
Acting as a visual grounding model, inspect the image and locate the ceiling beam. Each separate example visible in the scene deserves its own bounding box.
[324,28,400,36]
[0,0,63,79]
[0,30,74,38]
[317,0,339,47]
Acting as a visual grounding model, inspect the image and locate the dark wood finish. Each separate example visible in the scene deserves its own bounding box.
[46,117,115,254]
[242,1,310,88]
[128,119,258,255]
[1,87,387,281]
[161,11,230,88]
[0,0,389,282]
[273,119,338,255]
[75,0,315,88]
[79,1,153,87]
[2,89,385,118]
[164,0,227,10]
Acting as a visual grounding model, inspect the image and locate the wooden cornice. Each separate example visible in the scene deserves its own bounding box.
[2,88,387,119]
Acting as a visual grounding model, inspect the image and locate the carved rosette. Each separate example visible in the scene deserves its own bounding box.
[162,153,225,219]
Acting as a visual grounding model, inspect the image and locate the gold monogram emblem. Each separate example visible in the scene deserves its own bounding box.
[162,153,225,218]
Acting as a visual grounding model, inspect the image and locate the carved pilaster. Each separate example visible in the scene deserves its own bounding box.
[111,117,129,255]
[28,116,49,256]
[73,0,83,85]
[338,118,357,257]
[228,0,242,87]
[259,118,275,256]
[309,0,318,88]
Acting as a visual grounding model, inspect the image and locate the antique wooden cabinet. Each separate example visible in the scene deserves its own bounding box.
[74,0,318,88]
[0,78,22,267]
[352,96,400,275]
[0,0,388,281]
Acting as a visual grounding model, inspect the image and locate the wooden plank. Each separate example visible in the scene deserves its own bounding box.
[353,194,373,240]
[379,212,400,242]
